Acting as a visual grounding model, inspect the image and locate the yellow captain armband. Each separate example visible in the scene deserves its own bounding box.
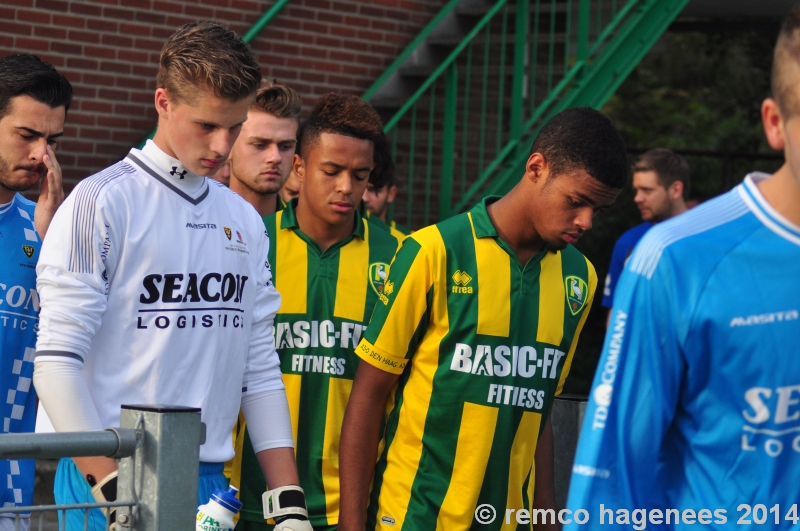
[355,338,408,375]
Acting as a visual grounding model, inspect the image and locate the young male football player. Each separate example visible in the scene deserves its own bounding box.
[229,82,302,218]
[566,8,800,529]
[229,93,398,531]
[601,148,689,318]
[33,23,310,531]
[339,107,628,531]
[0,53,71,531]
[361,133,408,240]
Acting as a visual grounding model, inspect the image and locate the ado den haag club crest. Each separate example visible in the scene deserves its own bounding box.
[565,275,588,316]
[369,262,390,296]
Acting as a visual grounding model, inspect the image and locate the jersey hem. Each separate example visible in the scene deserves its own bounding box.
[355,338,407,374]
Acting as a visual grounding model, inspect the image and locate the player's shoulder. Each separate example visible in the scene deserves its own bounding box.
[628,186,753,279]
[559,243,594,273]
[208,180,264,231]
[365,217,399,250]
[71,159,139,204]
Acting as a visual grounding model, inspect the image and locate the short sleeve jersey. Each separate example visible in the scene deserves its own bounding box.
[566,174,800,530]
[0,194,41,508]
[228,199,399,527]
[356,196,597,531]
[601,221,651,308]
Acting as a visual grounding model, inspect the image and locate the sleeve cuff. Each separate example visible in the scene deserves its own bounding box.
[355,338,408,375]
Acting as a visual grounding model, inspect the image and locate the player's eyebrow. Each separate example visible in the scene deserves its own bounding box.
[574,191,598,206]
[320,160,372,173]
[18,126,63,141]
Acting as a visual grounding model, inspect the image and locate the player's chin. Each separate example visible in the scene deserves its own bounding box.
[547,237,570,251]
[5,173,42,192]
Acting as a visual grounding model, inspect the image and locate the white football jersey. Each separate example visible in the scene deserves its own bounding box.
[35,141,284,462]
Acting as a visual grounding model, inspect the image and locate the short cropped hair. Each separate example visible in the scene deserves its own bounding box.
[772,5,800,116]
[253,80,302,124]
[530,107,627,189]
[157,22,261,104]
[369,132,395,190]
[0,54,73,120]
[298,93,383,159]
[631,148,691,197]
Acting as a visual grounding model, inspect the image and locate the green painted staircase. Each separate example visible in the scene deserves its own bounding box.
[363,0,691,230]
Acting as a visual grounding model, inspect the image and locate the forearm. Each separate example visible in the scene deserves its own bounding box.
[339,363,398,531]
[533,415,558,531]
[256,447,300,487]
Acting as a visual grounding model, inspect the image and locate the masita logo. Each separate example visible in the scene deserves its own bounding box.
[186,223,217,229]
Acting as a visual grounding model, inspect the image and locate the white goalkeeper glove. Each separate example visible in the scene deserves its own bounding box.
[263,485,313,531]
[88,470,118,530]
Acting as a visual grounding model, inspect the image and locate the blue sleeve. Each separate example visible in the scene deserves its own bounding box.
[565,249,684,529]
[601,237,628,308]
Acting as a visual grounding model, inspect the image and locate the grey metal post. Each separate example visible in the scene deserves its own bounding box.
[116,405,203,531]
[551,394,588,511]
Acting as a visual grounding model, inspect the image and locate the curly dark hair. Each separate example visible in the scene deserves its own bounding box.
[530,107,627,189]
[298,93,383,159]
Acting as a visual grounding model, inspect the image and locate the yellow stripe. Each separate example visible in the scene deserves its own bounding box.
[435,403,499,531]
[470,213,511,337]
[275,211,307,314]
[321,377,353,523]
[536,251,565,345]
[375,227,448,531]
[373,233,436,358]
[283,373,302,450]
[334,222,369,321]
[501,411,542,531]
[224,412,246,524]
[556,258,597,395]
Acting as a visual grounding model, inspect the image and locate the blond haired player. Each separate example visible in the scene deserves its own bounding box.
[33,23,310,531]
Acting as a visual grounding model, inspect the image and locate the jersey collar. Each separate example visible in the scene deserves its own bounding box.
[739,172,800,245]
[469,196,503,238]
[280,197,366,240]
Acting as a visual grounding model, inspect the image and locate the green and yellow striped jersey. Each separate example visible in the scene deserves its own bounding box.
[365,210,409,241]
[356,196,596,531]
[228,199,399,526]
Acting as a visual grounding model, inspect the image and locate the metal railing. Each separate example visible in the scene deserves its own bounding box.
[365,0,690,230]
[0,405,203,531]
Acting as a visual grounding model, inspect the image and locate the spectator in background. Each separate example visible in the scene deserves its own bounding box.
[602,148,689,322]
[0,53,71,531]
[229,82,302,218]
[361,133,409,240]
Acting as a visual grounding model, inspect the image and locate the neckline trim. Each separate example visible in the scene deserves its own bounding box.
[126,153,209,206]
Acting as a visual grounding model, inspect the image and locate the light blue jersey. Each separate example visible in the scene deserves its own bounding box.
[566,173,800,530]
[0,194,40,510]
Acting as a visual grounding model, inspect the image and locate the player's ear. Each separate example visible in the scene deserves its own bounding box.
[762,98,786,151]
[525,152,547,184]
[292,153,305,183]
[387,185,397,203]
[669,180,684,201]
[154,88,172,120]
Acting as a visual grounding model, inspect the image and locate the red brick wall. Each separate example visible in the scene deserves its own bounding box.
[0,0,448,190]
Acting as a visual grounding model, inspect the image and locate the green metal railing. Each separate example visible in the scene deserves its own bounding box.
[137,0,291,148]
[367,0,689,229]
